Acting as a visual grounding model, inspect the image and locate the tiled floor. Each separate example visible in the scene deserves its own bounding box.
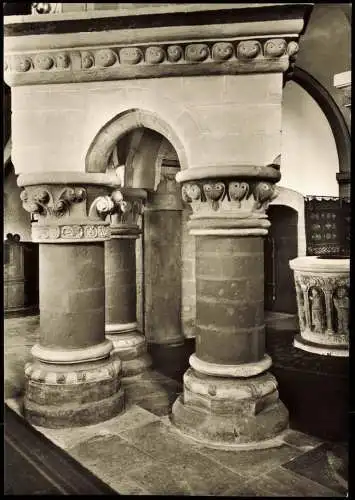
[5,315,348,496]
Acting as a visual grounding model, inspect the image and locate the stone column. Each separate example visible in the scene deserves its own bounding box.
[104,188,152,377]
[144,164,185,346]
[171,167,289,449]
[19,179,124,428]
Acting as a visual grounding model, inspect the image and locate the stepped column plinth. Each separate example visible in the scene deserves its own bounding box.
[103,188,152,377]
[171,164,289,449]
[19,174,125,428]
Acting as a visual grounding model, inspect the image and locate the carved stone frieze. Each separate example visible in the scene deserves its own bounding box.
[294,271,349,291]
[4,38,299,85]
[25,358,121,385]
[181,179,278,218]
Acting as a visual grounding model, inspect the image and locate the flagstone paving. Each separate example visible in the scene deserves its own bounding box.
[5,315,347,496]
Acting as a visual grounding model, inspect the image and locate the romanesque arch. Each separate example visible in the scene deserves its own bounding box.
[291,66,351,196]
[85,108,189,181]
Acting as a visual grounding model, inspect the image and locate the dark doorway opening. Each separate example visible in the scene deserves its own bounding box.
[264,205,298,314]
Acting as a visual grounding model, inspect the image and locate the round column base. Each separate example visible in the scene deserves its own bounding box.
[107,332,152,377]
[294,334,349,357]
[170,368,289,450]
[23,358,124,428]
[190,353,272,378]
[5,304,39,319]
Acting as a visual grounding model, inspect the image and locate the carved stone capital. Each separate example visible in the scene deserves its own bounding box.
[146,165,183,212]
[20,183,113,242]
[181,178,279,236]
[94,187,146,238]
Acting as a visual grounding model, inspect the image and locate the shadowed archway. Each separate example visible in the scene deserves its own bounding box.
[85,109,189,181]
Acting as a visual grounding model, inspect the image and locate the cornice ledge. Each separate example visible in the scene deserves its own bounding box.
[17,171,122,188]
[4,4,313,87]
[176,165,281,183]
[4,37,301,87]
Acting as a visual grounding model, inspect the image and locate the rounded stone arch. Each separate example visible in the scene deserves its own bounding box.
[85,108,189,177]
[291,66,350,192]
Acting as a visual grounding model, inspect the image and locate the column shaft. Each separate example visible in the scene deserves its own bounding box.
[144,210,182,345]
[195,236,264,365]
[104,188,152,377]
[106,238,137,327]
[40,243,105,349]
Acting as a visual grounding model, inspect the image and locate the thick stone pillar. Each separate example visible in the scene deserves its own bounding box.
[19,179,124,428]
[103,188,152,376]
[144,164,185,346]
[171,167,289,449]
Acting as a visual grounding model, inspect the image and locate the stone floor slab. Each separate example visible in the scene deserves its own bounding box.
[33,404,160,450]
[280,428,323,452]
[100,476,150,495]
[67,434,156,479]
[168,461,249,496]
[119,420,216,468]
[283,442,348,495]
[126,462,190,495]
[243,466,342,497]
[136,390,179,416]
[196,441,303,477]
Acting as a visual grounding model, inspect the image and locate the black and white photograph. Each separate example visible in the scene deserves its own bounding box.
[3,2,350,496]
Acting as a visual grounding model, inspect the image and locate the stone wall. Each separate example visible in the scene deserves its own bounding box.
[11,73,282,177]
[296,4,351,130]
[4,165,31,241]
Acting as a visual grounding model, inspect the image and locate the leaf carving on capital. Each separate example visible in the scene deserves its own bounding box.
[253,182,278,210]
[94,196,115,220]
[20,188,51,215]
[182,183,201,203]
[61,187,86,204]
[287,41,299,58]
[20,186,87,218]
[52,199,68,217]
[228,182,249,207]
[203,182,226,211]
